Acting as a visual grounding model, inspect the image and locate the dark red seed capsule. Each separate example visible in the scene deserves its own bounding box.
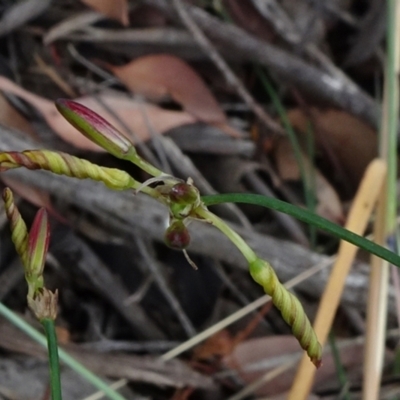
[164,220,190,250]
[169,183,199,205]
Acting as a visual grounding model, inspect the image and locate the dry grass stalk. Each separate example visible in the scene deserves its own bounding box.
[288,159,387,399]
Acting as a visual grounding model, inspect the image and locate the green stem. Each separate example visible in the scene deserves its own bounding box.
[42,318,62,400]
[201,193,400,268]
[329,331,352,400]
[0,303,127,400]
[195,206,258,264]
[128,154,164,178]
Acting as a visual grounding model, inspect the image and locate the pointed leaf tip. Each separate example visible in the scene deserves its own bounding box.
[28,208,50,281]
[55,99,136,159]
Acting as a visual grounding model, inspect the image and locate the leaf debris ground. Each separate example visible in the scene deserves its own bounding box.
[0,1,396,399]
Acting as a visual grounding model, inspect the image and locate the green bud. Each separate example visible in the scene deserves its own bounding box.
[55,99,137,160]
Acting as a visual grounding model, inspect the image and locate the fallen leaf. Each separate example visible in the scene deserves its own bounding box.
[273,136,344,223]
[1,177,52,210]
[1,176,69,223]
[193,330,234,361]
[0,92,35,136]
[109,54,227,126]
[288,108,378,190]
[224,0,276,42]
[80,0,129,26]
[0,76,196,151]
[224,335,365,397]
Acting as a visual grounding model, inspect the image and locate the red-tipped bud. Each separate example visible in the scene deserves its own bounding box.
[27,208,50,282]
[55,99,137,160]
[164,220,191,250]
[170,183,199,205]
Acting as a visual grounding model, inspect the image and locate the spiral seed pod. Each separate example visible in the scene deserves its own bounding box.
[0,150,136,190]
[164,220,191,250]
[249,258,322,367]
[2,188,29,267]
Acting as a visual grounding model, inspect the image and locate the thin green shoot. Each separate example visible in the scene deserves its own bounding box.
[328,331,352,400]
[256,67,317,242]
[0,302,127,400]
[201,193,400,268]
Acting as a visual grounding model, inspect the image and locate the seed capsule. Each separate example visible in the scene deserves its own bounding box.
[169,183,199,205]
[164,220,190,250]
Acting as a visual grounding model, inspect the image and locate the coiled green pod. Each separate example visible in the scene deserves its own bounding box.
[2,188,29,266]
[249,258,322,367]
[0,150,136,190]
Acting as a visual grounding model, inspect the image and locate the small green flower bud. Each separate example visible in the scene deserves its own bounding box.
[55,99,137,160]
[164,220,191,250]
[27,208,49,279]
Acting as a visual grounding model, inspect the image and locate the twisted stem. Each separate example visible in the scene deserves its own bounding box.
[2,188,29,266]
[0,150,137,190]
[250,258,322,367]
[195,205,322,367]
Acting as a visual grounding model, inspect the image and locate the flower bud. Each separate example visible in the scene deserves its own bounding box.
[55,99,137,160]
[164,220,190,250]
[28,208,49,276]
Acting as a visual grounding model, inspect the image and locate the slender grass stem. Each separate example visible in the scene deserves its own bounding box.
[201,193,400,268]
[0,303,127,400]
[329,332,352,400]
[256,68,317,241]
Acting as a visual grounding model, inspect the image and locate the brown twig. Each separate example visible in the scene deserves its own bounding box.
[145,0,381,131]
[171,0,284,136]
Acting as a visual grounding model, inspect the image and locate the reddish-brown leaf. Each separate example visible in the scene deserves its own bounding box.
[273,136,344,223]
[80,0,129,26]
[224,335,365,397]
[0,76,195,151]
[288,108,378,190]
[109,54,227,125]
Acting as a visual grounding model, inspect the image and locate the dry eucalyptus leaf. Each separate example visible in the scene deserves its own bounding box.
[0,76,195,151]
[0,93,35,136]
[288,108,378,188]
[273,136,343,223]
[80,0,129,26]
[224,335,365,397]
[109,54,227,125]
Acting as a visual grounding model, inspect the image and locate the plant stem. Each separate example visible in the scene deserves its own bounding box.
[329,331,352,400]
[194,207,258,264]
[42,318,62,400]
[128,154,164,178]
[0,303,127,400]
[202,193,400,268]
